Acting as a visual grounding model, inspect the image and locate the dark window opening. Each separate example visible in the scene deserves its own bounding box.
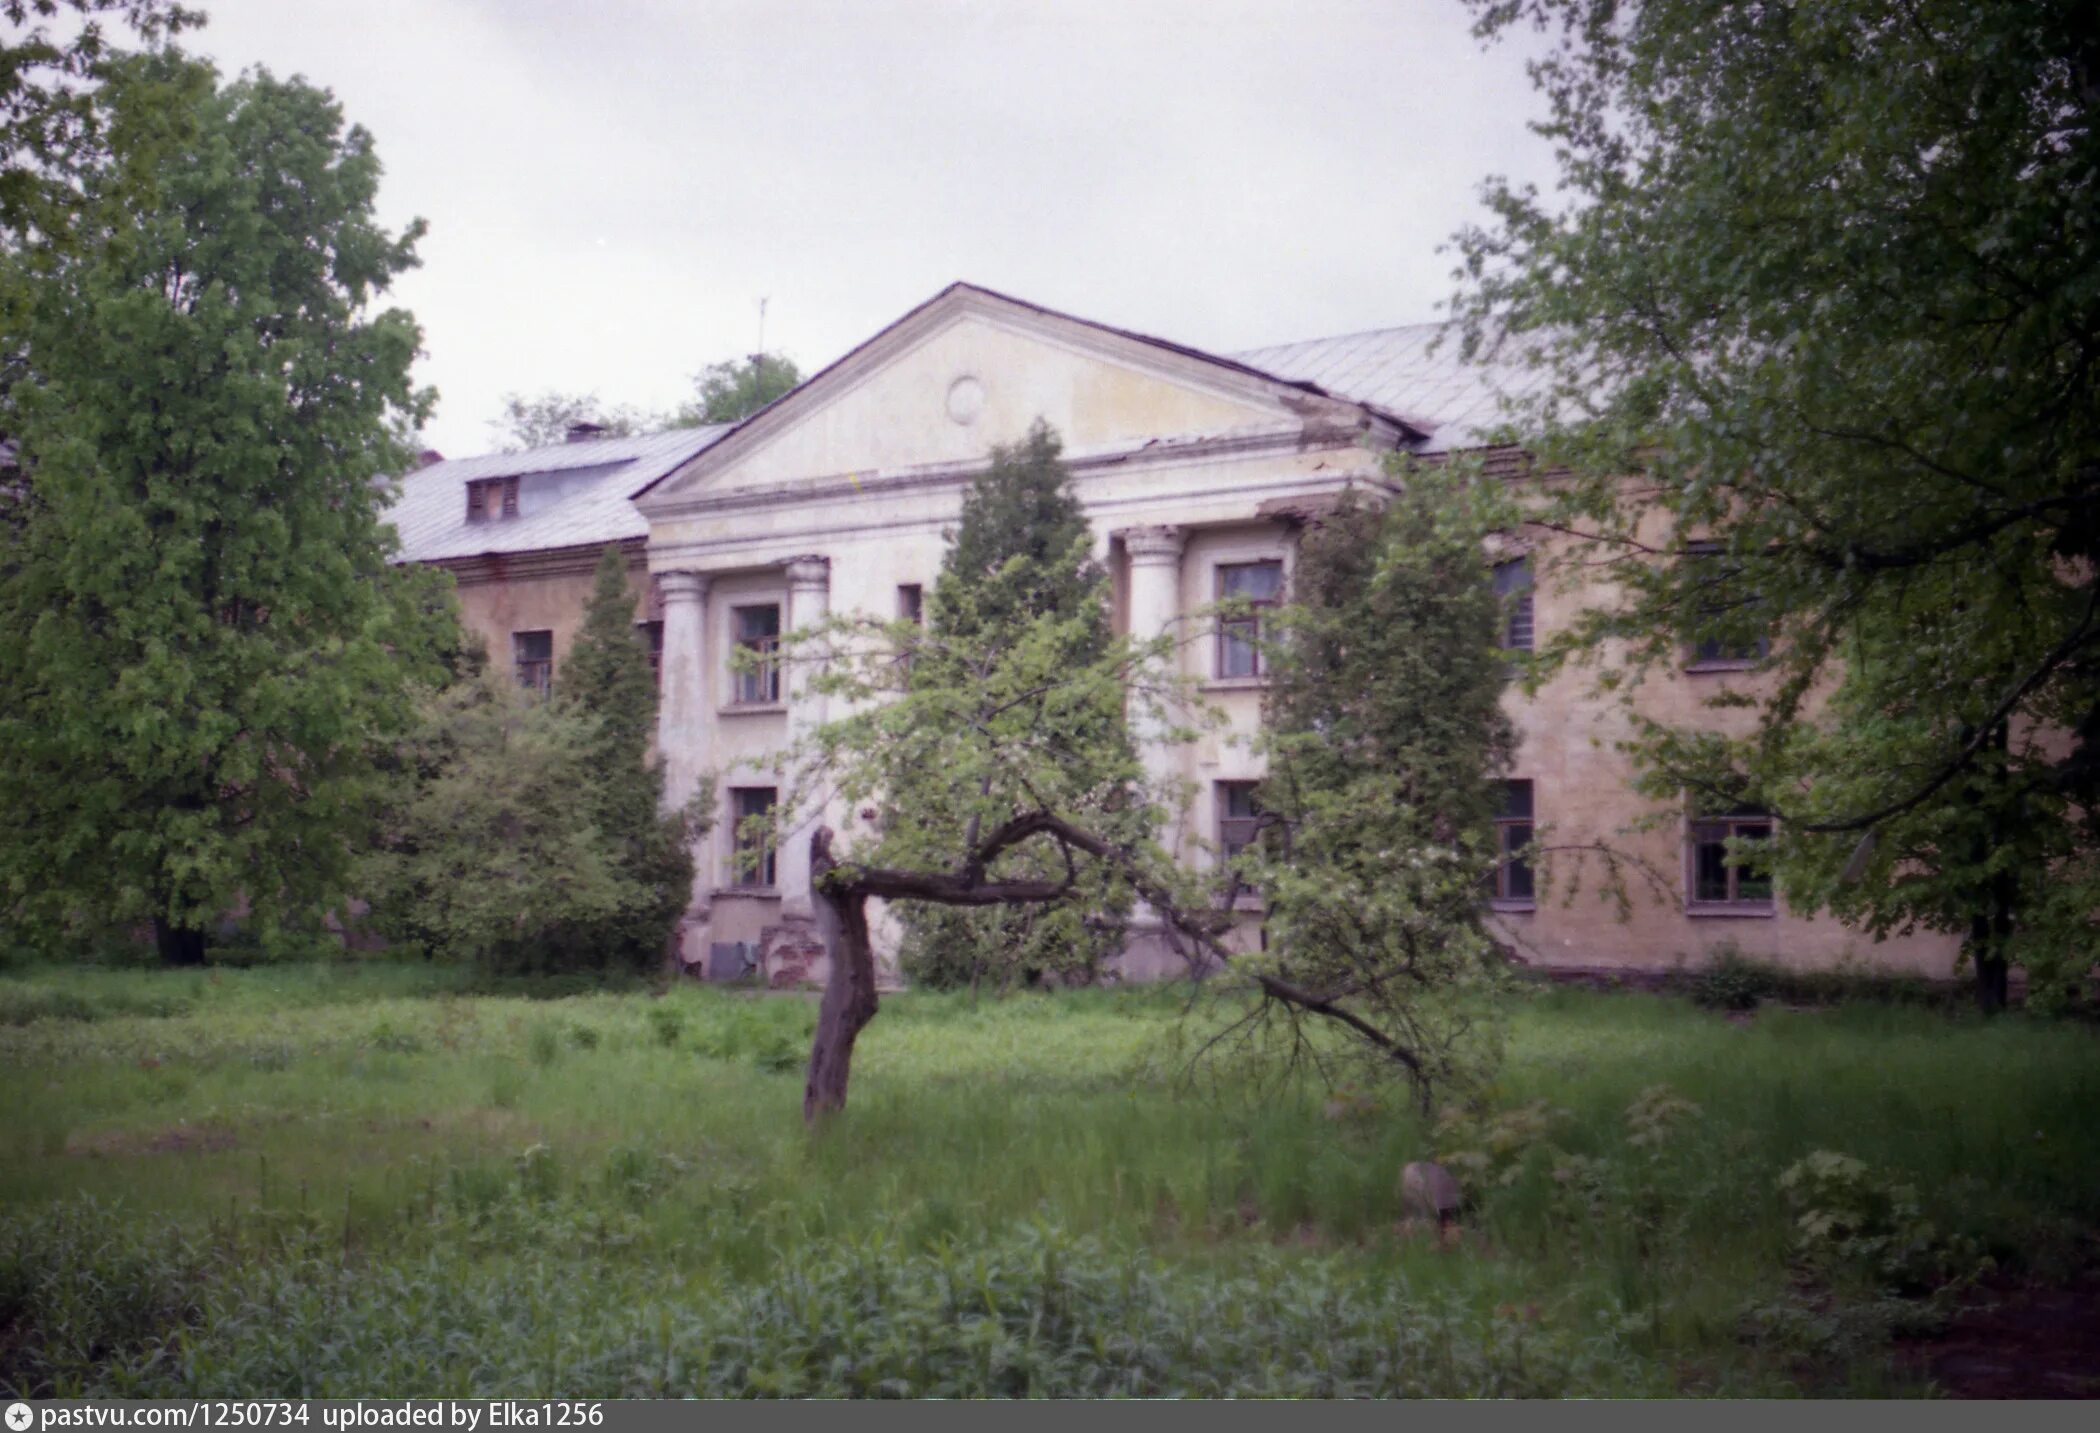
[512,629,553,696]
[465,476,518,523]
[1490,779,1535,906]
[732,603,781,705]
[1684,542,1770,669]
[1494,556,1535,653]
[730,786,777,888]
[637,620,664,688]
[1216,560,1283,678]
[1217,780,1264,861]
[1688,802,1775,909]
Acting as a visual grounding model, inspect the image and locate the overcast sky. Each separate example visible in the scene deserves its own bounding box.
[189,0,1558,457]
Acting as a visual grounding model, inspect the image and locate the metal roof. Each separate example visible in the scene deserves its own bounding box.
[1233,322,1555,452]
[386,307,1554,569]
[385,425,730,563]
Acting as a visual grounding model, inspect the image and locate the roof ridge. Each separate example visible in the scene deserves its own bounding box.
[1234,317,1451,354]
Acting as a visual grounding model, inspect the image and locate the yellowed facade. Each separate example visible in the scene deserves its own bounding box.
[402,283,1963,985]
[439,542,663,693]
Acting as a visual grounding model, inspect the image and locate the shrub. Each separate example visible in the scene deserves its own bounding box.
[1690,948,1768,1011]
[645,1004,685,1048]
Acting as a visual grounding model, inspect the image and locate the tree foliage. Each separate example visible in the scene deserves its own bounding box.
[361,669,641,973]
[1232,477,1517,1103]
[0,0,201,243]
[671,352,800,427]
[555,545,695,971]
[785,589,1175,1121]
[1455,0,2100,1008]
[896,420,1133,988]
[364,549,701,975]
[0,57,439,963]
[487,391,649,452]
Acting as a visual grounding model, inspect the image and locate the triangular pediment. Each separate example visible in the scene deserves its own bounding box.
[637,283,1378,509]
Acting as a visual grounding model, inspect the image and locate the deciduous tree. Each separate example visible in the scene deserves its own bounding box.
[1234,478,1517,1104]
[0,59,437,963]
[671,352,800,427]
[1455,0,2100,1009]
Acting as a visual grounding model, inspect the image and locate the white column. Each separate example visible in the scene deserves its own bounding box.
[1120,525,1186,798]
[657,570,712,811]
[656,569,712,961]
[1118,526,1187,961]
[777,555,831,920]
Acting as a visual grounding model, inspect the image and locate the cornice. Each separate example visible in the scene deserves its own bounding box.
[641,422,1383,524]
[421,536,645,587]
[644,466,1390,574]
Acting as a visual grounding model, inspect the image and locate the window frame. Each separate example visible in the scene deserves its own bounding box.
[1214,559,1284,680]
[465,476,518,524]
[729,602,782,706]
[728,786,778,889]
[1685,803,1777,915]
[1215,780,1264,862]
[1494,556,1535,654]
[511,629,553,696]
[636,619,664,689]
[1681,541,1769,672]
[1489,778,1536,911]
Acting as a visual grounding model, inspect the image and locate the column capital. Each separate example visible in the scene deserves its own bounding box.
[783,555,831,590]
[658,569,711,603]
[1119,525,1185,565]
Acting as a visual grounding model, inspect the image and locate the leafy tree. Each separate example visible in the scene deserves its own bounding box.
[895,420,1134,988]
[671,352,800,427]
[781,592,1169,1121]
[0,60,438,965]
[365,549,702,975]
[775,426,1513,1122]
[555,544,696,972]
[361,669,637,973]
[1455,0,2100,1009]
[488,390,650,452]
[1236,478,1517,1105]
[1,0,201,243]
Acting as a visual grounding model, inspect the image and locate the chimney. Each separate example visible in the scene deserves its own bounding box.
[413,448,445,469]
[565,421,608,444]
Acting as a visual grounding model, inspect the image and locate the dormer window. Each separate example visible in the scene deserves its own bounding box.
[465,477,519,523]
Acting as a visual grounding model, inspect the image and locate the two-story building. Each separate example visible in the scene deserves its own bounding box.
[389,282,1961,984]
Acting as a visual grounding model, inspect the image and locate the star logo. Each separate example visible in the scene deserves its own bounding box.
[5,1403,34,1432]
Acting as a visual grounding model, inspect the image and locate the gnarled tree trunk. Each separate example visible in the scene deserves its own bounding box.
[803,829,880,1123]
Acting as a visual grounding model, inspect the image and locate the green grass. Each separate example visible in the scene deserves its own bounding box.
[1,963,2095,1396]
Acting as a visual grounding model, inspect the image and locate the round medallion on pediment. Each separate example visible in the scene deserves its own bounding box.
[945,375,985,426]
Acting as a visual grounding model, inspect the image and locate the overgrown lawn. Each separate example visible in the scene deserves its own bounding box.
[2,963,2095,1396]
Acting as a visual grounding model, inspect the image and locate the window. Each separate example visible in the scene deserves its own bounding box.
[897,584,924,625]
[1490,779,1536,907]
[1216,781,1263,861]
[730,787,777,888]
[512,630,553,695]
[1683,542,1769,669]
[1494,556,1534,653]
[731,603,781,705]
[1216,560,1284,678]
[1688,802,1775,911]
[465,476,518,523]
[636,620,664,688]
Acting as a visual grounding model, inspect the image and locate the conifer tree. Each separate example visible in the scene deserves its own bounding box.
[897,420,1133,987]
[555,545,695,971]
